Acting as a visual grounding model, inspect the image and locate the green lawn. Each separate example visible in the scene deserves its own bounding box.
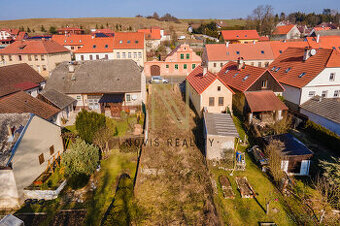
[210,116,296,225]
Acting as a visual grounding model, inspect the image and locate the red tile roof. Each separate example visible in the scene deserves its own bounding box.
[245,90,288,112]
[0,63,45,97]
[269,47,340,88]
[259,36,270,41]
[205,42,274,61]
[314,27,332,31]
[92,29,115,34]
[269,40,309,58]
[221,30,260,41]
[217,61,272,92]
[52,34,92,46]
[138,28,161,40]
[306,36,340,51]
[74,37,114,53]
[57,27,83,31]
[0,39,69,54]
[273,25,295,35]
[15,32,27,41]
[0,91,60,119]
[113,32,144,49]
[186,65,234,94]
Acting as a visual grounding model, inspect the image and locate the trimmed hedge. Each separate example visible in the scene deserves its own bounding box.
[304,120,340,152]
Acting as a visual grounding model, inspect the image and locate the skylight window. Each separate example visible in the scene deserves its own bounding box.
[245,35,247,37]
[271,66,276,71]
[332,46,336,50]
[279,50,282,54]
[275,67,281,72]
[236,51,240,55]
[127,40,131,43]
[119,40,123,44]
[224,69,229,74]
[261,50,264,54]
[79,40,82,43]
[243,75,249,81]
[105,44,108,48]
[135,40,139,44]
[285,67,291,73]
[233,72,239,78]
[236,35,239,37]
[298,72,306,78]
[93,45,96,48]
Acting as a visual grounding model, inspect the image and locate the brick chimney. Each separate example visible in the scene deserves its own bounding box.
[237,57,244,70]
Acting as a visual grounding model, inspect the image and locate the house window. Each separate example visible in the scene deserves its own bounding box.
[138,52,142,58]
[218,97,224,106]
[41,55,45,61]
[184,64,187,69]
[180,54,184,59]
[322,90,328,97]
[251,62,254,66]
[105,54,108,59]
[217,86,221,91]
[214,63,216,67]
[261,80,268,88]
[71,46,74,50]
[128,52,131,58]
[329,73,335,81]
[258,62,262,67]
[42,65,47,71]
[38,153,44,165]
[34,55,38,61]
[9,55,12,61]
[334,90,340,97]
[308,91,315,97]
[90,55,93,60]
[265,62,269,67]
[76,95,81,100]
[126,94,131,102]
[220,63,223,67]
[81,55,84,61]
[50,145,54,155]
[28,55,32,61]
[18,55,22,61]
[96,55,99,60]
[186,53,190,59]
[192,64,196,69]
[116,52,120,58]
[134,52,137,58]
[209,97,215,106]
[166,64,169,68]
[175,64,178,69]
[122,52,126,58]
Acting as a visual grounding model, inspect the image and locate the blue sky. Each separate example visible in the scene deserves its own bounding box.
[0,0,339,20]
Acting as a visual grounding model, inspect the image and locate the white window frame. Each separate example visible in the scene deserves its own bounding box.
[329,73,335,81]
[334,90,340,97]
[308,91,316,97]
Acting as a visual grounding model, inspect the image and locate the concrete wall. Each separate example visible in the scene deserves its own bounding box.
[300,108,340,135]
[11,115,64,200]
[74,52,114,61]
[282,84,301,106]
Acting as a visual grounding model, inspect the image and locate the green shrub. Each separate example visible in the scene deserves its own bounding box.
[75,109,106,143]
[304,120,340,152]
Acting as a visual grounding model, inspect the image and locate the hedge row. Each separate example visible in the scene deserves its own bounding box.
[304,120,340,152]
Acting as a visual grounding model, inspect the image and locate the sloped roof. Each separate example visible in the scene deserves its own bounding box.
[205,42,274,61]
[269,47,340,88]
[0,40,69,54]
[74,37,114,53]
[273,25,295,35]
[0,91,60,120]
[138,28,161,40]
[221,30,260,41]
[306,36,340,52]
[186,65,234,94]
[39,89,76,110]
[0,63,45,97]
[92,29,115,34]
[245,90,288,112]
[113,32,144,49]
[269,40,309,58]
[46,60,142,94]
[217,61,283,92]
[301,96,340,124]
[204,112,239,137]
[52,34,92,46]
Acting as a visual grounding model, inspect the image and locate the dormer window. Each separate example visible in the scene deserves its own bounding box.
[298,72,306,78]
[285,67,291,73]
[242,75,249,81]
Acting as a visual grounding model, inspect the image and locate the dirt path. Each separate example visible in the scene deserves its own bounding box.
[135,84,220,225]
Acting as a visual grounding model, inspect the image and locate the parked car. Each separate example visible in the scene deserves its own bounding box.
[150,76,169,84]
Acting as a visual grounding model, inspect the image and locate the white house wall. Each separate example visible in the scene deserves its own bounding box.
[282,84,301,105]
[75,52,114,61]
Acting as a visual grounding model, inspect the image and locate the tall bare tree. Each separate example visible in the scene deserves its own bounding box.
[265,139,284,183]
[246,5,276,36]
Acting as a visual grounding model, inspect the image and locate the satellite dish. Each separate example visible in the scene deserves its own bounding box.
[310,49,317,56]
[131,94,137,100]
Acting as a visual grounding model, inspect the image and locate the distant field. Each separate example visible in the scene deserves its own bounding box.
[0,17,245,34]
[181,18,246,27]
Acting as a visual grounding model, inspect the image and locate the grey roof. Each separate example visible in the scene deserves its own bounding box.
[45,59,143,94]
[314,30,340,36]
[300,96,340,124]
[39,89,76,110]
[0,113,31,166]
[204,112,239,137]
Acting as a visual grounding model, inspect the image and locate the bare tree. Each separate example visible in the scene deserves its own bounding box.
[246,5,276,36]
[265,139,284,183]
[93,126,115,157]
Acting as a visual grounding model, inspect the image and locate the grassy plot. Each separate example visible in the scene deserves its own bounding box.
[209,116,295,225]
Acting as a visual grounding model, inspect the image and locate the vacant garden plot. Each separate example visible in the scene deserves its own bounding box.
[135,84,220,225]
